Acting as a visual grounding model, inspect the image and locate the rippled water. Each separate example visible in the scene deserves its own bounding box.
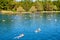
[0,13,60,40]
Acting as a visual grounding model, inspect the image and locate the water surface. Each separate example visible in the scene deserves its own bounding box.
[0,13,60,40]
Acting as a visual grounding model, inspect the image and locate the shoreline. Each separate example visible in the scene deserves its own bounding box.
[0,11,60,14]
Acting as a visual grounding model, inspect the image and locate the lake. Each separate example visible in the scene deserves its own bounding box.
[0,13,60,40]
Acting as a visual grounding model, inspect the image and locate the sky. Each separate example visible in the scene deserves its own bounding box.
[16,0,36,2]
[16,0,57,2]
[16,0,21,1]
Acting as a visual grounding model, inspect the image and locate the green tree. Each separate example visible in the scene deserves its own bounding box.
[21,0,33,11]
[34,0,44,11]
[0,0,16,11]
[44,1,54,11]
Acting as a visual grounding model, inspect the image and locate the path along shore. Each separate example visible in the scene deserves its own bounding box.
[0,11,60,14]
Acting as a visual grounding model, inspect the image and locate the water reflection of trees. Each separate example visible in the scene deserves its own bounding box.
[21,13,33,26]
[0,14,13,24]
[0,14,15,34]
[22,13,32,20]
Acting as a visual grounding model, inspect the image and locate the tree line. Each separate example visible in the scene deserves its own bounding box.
[0,0,60,11]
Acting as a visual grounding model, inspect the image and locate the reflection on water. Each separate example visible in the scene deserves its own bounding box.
[0,13,60,40]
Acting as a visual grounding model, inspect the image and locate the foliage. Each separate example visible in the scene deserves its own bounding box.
[44,1,54,11]
[34,1,44,11]
[0,0,60,11]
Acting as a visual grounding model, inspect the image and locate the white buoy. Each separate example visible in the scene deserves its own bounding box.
[25,17,27,19]
[14,34,24,39]
[55,19,57,22]
[16,15,18,16]
[30,15,32,17]
[40,16,42,18]
[51,15,53,17]
[35,28,41,33]
[48,18,51,20]
[2,20,5,22]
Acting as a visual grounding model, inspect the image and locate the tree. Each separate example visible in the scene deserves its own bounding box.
[44,1,54,11]
[0,0,16,11]
[34,0,44,11]
[21,0,33,11]
[57,0,60,11]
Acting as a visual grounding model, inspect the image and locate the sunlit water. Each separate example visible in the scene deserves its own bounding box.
[0,13,60,40]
